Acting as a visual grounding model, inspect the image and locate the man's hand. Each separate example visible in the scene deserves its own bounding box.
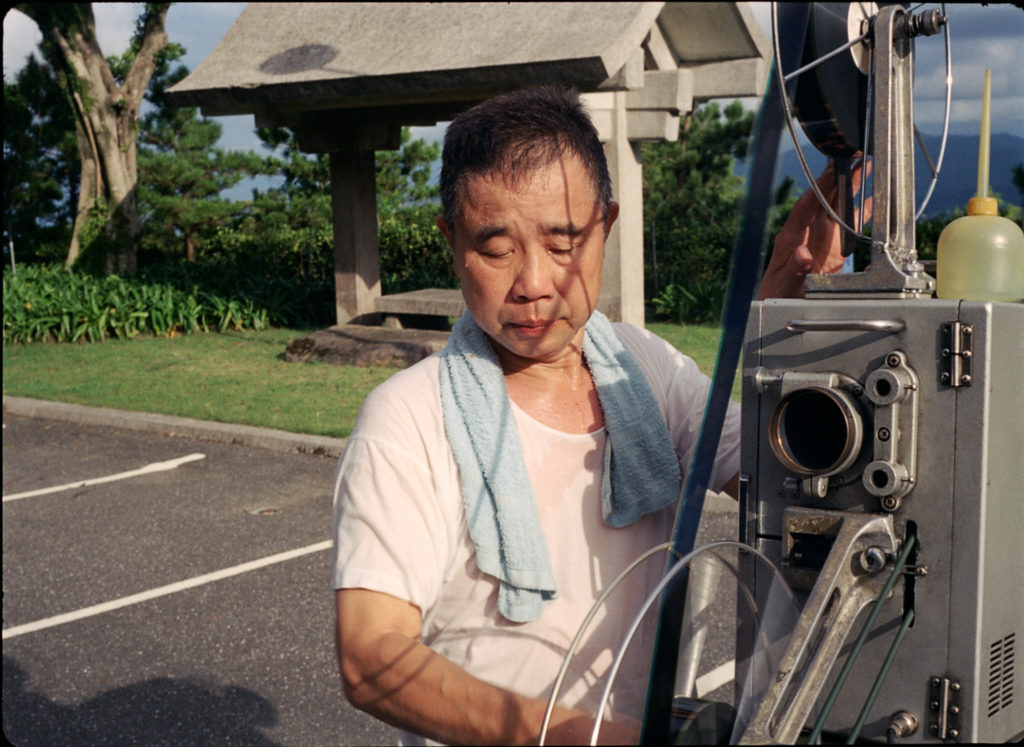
[759,158,872,299]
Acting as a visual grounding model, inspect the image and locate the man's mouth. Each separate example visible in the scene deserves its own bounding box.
[507,319,554,337]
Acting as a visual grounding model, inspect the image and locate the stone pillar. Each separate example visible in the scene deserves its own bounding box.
[329,149,381,326]
[599,91,646,326]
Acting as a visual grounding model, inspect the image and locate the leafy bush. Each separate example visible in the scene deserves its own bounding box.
[2,263,336,344]
[378,204,458,294]
[650,279,726,324]
[137,262,333,329]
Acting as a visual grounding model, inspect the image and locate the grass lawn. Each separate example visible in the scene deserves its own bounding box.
[3,322,735,438]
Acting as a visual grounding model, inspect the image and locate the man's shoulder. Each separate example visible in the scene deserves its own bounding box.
[612,321,686,365]
[353,351,444,434]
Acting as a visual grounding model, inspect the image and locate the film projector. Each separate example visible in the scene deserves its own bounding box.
[538,3,1022,744]
[733,2,1024,743]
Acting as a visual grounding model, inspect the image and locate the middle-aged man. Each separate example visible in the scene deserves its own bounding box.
[331,87,861,745]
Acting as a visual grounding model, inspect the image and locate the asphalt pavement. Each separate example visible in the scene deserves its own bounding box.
[2,396,739,746]
[2,400,391,746]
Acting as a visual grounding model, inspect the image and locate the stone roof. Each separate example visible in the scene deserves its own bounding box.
[167,2,768,120]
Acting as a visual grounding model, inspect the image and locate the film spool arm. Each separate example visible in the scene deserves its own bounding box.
[737,509,900,744]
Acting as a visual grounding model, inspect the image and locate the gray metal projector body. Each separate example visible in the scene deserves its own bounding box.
[739,298,1023,743]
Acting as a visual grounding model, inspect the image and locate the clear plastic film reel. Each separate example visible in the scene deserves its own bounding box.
[538,541,801,745]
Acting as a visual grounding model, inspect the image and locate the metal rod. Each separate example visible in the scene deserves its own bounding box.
[783,31,871,82]
[915,4,952,220]
[846,608,916,744]
[914,124,938,179]
[858,44,874,235]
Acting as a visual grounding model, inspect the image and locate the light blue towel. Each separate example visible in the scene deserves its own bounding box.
[439,310,681,622]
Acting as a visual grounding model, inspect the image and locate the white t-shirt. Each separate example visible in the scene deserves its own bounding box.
[331,322,740,743]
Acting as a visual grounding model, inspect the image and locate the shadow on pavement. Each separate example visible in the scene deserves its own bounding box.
[3,656,282,746]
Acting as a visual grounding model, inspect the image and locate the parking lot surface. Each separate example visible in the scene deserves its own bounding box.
[2,413,392,746]
[4,405,741,745]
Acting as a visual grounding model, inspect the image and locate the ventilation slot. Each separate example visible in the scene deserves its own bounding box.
[988,633,1016,718]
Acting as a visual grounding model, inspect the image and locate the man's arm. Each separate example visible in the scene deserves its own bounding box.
[335,588,637,746]
[759,159,871,300]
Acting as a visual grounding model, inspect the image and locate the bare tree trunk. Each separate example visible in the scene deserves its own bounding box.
[20,3,169,274]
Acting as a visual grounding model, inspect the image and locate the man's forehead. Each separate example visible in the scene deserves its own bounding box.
[460,154,594,203]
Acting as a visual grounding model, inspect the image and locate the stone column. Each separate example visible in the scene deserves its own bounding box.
[329,149,381,326]
[599,91,646,326]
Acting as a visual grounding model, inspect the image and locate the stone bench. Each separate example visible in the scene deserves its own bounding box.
[375,288,466,329]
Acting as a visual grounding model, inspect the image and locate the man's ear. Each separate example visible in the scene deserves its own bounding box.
[437,215,455,251]
[603,201,620,238]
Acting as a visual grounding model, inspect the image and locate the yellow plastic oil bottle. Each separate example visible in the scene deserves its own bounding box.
[936,70,1024,302]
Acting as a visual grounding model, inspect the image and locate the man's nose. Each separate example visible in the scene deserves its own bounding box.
[511,248,554,302]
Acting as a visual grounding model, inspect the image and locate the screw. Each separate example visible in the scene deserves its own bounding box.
[882,496,899,511]
[861,547,887,573]
[878,427,891,441]
[950,705,960,715]
[961,375,972,385]
[941,372,951,383]
[950,682,961,692]
[949,729,959,739]
[887,354,901,367]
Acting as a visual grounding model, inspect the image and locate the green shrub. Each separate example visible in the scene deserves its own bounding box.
[650,279,725,325]
[2,263,331,344]
[378,204,457,294]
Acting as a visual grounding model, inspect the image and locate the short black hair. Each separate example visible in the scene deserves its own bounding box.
[439,86,612,231]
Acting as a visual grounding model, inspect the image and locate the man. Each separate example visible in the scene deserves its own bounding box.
[332,87,854,745]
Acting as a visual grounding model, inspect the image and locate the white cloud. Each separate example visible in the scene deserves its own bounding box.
[92,3,143,59]
[3,9,42,81]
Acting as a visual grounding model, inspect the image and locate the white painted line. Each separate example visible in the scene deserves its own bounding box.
[696,659,736,697]
[2,539,332,640]
[2,453,206,502]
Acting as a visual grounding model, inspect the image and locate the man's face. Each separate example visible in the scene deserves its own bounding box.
[438,154,618,368]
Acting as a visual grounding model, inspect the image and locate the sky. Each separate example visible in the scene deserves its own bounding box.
[5,3,1023,158]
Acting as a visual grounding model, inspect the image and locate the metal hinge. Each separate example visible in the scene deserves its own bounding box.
[940,322,973,387]
[929,675,963,741]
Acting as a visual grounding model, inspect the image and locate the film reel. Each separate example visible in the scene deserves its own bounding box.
[771,2,952,267]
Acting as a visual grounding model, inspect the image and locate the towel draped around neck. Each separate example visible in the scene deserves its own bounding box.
[439,310,681,622]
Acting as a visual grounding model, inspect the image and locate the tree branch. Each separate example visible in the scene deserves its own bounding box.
[124,4,171,110]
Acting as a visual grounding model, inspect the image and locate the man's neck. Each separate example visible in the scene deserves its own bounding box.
[496,341,604,434]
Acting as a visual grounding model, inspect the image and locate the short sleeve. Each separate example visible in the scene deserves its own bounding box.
[330,358,459,614]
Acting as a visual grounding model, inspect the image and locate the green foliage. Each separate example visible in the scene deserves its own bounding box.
[642,101,754,304]
[650,279,727,324]
[378,205,457,293]
[233,125,449,293]
[136,44,271,264]
[3,55,79,263]
[376,128,442,215]
[3,263,336,344]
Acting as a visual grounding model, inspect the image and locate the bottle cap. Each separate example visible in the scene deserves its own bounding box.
[967,197,999,216]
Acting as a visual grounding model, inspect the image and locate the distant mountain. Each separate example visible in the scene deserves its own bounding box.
[771,132,1024,218]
